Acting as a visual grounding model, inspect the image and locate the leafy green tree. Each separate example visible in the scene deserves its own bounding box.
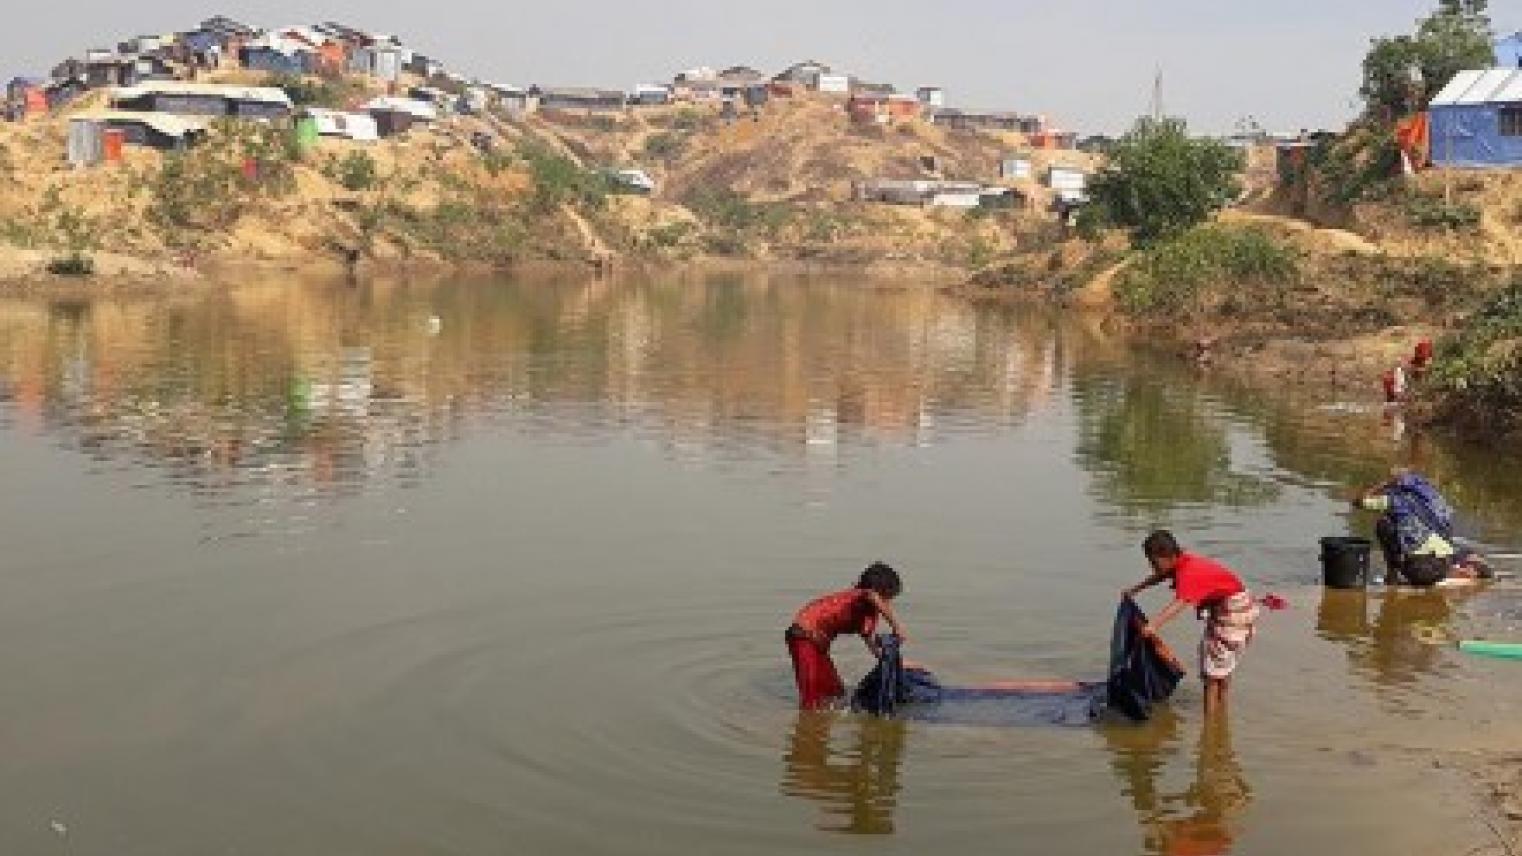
[1085,117,1243,246]
[1360,0,1493,119]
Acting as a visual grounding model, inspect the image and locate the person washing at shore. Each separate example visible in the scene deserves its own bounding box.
[786,563,908,711]
[1122,532,1259,718]
[1352,468,1490,587]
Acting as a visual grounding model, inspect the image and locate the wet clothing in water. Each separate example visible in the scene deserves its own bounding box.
[851,635,942,717]
[787,628,846,710]
[1108,598,1187,721]
[849,601,1183,723]
[787,589,883,709]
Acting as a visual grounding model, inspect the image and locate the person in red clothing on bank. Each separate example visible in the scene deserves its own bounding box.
[786,563,909,710]
[1122,531,1259,718]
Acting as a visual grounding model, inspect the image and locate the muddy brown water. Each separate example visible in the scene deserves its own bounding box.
[1,271,1520,855]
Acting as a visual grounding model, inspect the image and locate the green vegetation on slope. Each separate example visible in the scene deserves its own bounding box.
[1429,277,1522,431]
[1115,225,1299,317]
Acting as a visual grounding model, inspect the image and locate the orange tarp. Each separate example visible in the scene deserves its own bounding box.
[1395,113,1430,169]
[23,88,46,118]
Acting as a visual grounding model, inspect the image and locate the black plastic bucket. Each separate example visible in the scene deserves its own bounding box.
[1321,537,1372,589]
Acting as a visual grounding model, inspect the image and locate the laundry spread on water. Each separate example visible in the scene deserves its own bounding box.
[852,599,1184,724]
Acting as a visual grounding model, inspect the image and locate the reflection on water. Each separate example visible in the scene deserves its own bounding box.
[1317,587,1469,697]
[1104,712,1252,856]
[0,275,1067,512]
[1074,375,1281,516]
[2,272,1522,854]
[780,712,907,835]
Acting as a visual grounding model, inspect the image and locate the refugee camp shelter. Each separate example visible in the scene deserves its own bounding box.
[72,109,210,150]
[1428,68,1522,168]
[240,37,313,75]
[630,84,671,106]
[363,96,438,137]
[847,93,921,125]
[1497,33,1522,69]
[349,45,403,82]
[109,82,294,119]
[305,108,379,141]
[534,86,626,112]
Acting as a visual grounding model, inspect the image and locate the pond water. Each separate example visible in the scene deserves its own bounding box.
[1,271,1520,855]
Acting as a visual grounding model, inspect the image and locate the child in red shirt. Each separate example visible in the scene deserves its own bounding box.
[786,563,908,710]
[1123,531,1258,718]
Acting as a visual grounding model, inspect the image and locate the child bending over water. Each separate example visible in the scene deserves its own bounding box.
[786,563,908,710]
[1123,531,1259,718]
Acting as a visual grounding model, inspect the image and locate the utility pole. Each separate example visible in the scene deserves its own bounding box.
[1149,67,1165,122]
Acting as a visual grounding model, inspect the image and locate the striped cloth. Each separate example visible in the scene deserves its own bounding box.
[1200,591,1259,680]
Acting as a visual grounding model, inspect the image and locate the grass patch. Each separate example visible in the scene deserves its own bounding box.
[1428,277,1522,430]
[1116,225,1299,316]
[1402,192,1481,231]
[518,142,613,214]
[681,187,792,255]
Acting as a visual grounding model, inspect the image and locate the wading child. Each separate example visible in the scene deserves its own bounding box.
[1122,531,1258,718]
[786,563,908,710]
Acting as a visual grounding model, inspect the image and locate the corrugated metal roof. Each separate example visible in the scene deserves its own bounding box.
[1431,68,1522,105]
[1430,70,1484,106]
[110,81,293,107]
[73,109,212,138]
[362,97,438,120]
[1494,71,1522,103]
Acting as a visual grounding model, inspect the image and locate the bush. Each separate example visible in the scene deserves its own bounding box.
[518,142,611,213]
[1403,192,1481,230]
[643,132,684,163]
[644,220,694,249]
[1086,117,1243,246]
[36,187,99,274]
[336,151,378,191]
[146,121,298,245]
[1429,277,1522,424]
[1116,225,1298,315]
[481,149,515,176]
[265,73,361,109]
[1305,128,1401,206]
[46,255,95,276]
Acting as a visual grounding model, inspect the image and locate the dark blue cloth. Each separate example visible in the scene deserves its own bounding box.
[850,599,1183,725]
[852,636,942,716]
[1106,598,1185,722]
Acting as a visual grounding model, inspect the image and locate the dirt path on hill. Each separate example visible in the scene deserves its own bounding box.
[1219,209,1383,255]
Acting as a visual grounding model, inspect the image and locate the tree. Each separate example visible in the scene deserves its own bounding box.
[1084,117,1243,246]
[1361,0,1494,119]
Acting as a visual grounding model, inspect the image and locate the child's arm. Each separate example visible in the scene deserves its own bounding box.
[1142,598,1189,637]
[1123,571,1169,599]
[866,592,908,644]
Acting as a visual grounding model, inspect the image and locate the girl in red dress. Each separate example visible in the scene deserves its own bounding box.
[785,563,909,710]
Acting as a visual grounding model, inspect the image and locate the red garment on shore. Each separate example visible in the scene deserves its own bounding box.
[1173,552,1245,607]
[792,589,879,641]
[788,636,845,710]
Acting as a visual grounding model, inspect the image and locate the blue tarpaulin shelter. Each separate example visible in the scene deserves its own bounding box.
[1497,33,1522,69]
[1429,68,1522,168]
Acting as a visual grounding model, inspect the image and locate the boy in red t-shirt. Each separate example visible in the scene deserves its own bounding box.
[1123,531,1258,717]
[785,563,908,710]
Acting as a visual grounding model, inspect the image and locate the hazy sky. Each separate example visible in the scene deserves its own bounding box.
[7,1,1517,134]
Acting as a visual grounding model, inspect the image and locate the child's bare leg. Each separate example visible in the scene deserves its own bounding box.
[1203,677,1229,718]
